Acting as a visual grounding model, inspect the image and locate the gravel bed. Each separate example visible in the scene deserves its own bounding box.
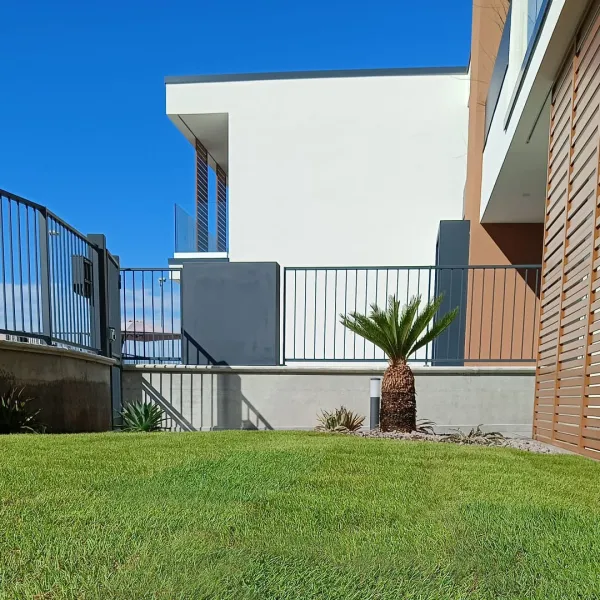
[351,429,571,454]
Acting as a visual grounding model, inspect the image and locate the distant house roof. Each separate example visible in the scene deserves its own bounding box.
[122,320,180,341]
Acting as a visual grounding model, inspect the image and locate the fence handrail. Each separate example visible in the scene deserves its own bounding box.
[285,264,543,271]
[0,188,48,214]
[120,267,181,272]
[46,210,94,247]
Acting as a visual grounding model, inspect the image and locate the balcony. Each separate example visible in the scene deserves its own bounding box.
[480,0,590,224]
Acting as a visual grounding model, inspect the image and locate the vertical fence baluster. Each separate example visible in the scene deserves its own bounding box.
[323,270,328,360]
[133,270,138,360]
[33,207,40,334]
[0,197,6,332]
[303,270,307,360]
[333,269,337,360]
[510,269,517,359]
[353,269,358,360]
[171,276,175,363]
[16,203,25,332]
[364,270,369,358]
[500,268,507,360]
[293,270,297,361]
[457,268,465,362]
[313,270,317,360]
[479,269,486,361]
[162,270,166,362]
[427,268,433,364]
[521,268,528,360]
[8,200,16,331]
[532,268,540,360]
[343,270,348,360]
[489,268,496,360]
[446,268,454,362]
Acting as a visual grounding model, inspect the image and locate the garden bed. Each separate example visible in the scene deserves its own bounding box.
[352,429,570,454]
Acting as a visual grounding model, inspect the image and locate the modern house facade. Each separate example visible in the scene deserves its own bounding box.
[166,68,469,267]
[466,0,600,458]
[3,1,586,440]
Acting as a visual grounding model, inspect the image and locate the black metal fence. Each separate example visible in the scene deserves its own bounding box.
[120,268,182,363]
[0,189,101,352]
[283,265,542,364]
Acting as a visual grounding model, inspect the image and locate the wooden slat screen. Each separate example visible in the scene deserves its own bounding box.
[196,139,209,252]
[216,165,227,253]
[534,9,600,459]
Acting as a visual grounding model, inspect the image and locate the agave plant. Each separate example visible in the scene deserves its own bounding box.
[416,419,437,435]
[443,425,504,446]
[341,295,458,432]
[0,386,42,434]
[121,401,164,432]
[316,406,365,432]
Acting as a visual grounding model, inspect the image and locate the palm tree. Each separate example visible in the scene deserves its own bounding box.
[340,295,458,432]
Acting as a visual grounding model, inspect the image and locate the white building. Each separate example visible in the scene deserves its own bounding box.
[166,67,469,268]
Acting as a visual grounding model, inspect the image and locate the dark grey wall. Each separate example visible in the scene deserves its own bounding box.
[181,262,280,366]
[432,220,470,366]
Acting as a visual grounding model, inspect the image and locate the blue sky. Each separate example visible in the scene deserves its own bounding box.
[0,0,472,267]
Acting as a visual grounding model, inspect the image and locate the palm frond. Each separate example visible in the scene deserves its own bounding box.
[340,311,395,357]
[397,296,421,349]
[411,307,459,355]
[340,294,458,361]
[402,295,444,353]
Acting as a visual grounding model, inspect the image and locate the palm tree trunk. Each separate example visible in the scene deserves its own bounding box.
[380,360,416,432]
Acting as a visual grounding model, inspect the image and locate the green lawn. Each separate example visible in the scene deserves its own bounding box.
[1,432,600,599]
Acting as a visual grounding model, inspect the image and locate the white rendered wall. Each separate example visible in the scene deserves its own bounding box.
[123,365,535,437]
[167,73,468,267]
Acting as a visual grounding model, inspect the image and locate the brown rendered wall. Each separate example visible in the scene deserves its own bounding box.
[464,0,544,362]
[0,341,114,433]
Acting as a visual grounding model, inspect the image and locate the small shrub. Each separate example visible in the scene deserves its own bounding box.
[316,406,365,432]
[416,419,436,435]
[121,401,164,432]
[443,425,504,446]
[0,386,42,434]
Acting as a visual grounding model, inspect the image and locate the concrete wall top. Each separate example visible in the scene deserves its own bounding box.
[167,71,469,267]
[0,340,116,367]
[124,363,535,376]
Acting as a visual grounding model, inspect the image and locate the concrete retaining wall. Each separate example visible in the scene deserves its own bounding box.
[122,365,535,437]
[0,341,114,432]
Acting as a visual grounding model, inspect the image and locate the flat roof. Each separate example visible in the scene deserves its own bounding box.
[165,65,468,85]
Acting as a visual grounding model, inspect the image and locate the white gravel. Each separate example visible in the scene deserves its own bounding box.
[351,429,570,454]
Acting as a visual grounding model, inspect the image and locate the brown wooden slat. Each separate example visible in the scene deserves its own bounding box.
[560,325,586,343]
[555,404,582,415]
[581,436,600,451]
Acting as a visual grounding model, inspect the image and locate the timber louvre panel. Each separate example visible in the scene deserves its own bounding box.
[216,165,227,253]
[534,6,600,458]
[196,139,209,252]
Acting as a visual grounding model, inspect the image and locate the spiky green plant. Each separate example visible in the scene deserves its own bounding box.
[121,401,164,432]
[443,425,504,446]
[341,295,458,432]
[0,386,42,434]
[416,419,437,435]
[316,406,365,432]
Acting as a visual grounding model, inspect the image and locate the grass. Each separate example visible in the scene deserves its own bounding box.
[1,432,600,599]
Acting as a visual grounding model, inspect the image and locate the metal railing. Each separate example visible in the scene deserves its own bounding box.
[120,268,182,363]
[283,265,542,364]
[0,189,100,352]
